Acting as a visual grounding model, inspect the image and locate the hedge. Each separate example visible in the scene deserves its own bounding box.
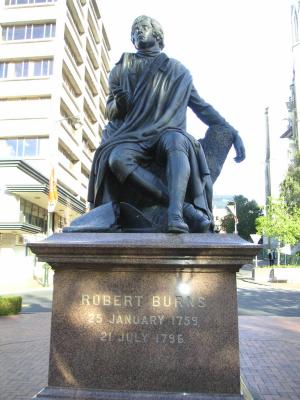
[0,296,22,316]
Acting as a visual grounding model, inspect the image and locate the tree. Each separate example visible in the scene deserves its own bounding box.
[221,214,235,234]
[221,195,262,241]
[256,197,300,264]
[280,151,300,211]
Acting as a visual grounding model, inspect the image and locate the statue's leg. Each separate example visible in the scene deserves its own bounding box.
[129,167,169,205]
[129,166,211,233]
[108,139,208,233]
[166,150,190,233]
[108,143,168,205]
[158,132,191,233]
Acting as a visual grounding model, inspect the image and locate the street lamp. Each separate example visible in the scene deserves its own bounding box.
[227,201,238,234]
[58,115,82,130]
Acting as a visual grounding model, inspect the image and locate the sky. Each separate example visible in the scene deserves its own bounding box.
[100,0,294,206]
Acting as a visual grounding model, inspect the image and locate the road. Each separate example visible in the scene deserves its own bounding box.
[237,269,300,317]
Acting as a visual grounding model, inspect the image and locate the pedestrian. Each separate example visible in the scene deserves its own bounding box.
[268,250,274,266]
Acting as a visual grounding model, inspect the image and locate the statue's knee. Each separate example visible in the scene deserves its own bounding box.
[163,132,189,154]
[175,133,189,148]
[108,151,124,176]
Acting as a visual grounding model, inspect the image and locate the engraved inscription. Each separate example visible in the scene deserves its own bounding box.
[87,313,200,327]
[81,293,207,345]
[82,294,206,308]
[156,334,184,344]
[152,295,206,308]
[108,314,165,325]
[119,333,149,343]
[82,295,143,307]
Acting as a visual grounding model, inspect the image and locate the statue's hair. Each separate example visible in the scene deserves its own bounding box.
[131,15,164,50]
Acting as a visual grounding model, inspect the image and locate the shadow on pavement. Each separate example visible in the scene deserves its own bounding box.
[18,290,53,314]
[238,286,300,317]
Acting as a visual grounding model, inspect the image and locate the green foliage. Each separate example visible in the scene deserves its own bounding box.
[221,195,262,240]
[256,197,300,246]
[221,213,235,234]
[0,296,22,316]
[257,264,300,268]
[280,151,300,211]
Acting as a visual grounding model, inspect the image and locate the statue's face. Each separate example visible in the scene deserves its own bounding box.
[132,19,158,50]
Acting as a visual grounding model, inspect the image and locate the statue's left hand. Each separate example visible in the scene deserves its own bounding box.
[233,134,246,163]
[113,88,131,113]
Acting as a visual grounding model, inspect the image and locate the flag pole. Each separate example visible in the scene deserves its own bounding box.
[47,166,58,236]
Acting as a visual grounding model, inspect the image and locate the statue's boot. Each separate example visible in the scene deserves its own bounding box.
[182,203,211,233]
[128,165,210,233]
[167,151,190,233]
[129,159,198,233]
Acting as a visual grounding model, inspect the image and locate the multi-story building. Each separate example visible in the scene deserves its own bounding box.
[0,0,110,287]
[282,1,300,154]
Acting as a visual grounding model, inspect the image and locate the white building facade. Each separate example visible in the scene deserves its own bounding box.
[0,0,110,288]
[284,1,300,153]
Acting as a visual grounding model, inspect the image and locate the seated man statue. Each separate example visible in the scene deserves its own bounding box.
[83,15,245,234]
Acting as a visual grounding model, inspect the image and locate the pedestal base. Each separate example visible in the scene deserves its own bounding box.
[34,386,243,399]
[29,233,258,400]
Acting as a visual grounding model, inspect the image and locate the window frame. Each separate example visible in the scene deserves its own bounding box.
[0,137,48,158]
[14,60,29,78]
[2,23,56,41]
[20,197,48,232]
[5,0,57,6]
[0,62,8,79]
[0,59,54,79]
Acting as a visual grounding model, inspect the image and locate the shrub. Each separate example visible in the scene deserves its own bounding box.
[0,296,22,316]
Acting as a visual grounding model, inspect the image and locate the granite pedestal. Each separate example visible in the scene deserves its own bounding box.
[29,233,258,400]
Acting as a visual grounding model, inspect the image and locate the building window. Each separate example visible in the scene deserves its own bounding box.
[0,62,8,78]
[2,23,55,41]
[0,59,53,79]
[20,198,47,233]
[33,59,53,76]
[15,61,29,77]
[0,137,48,158]
[5,0,57,5]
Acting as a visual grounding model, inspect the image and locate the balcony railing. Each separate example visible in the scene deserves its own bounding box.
[64,26,84,65]
[67,0,84,35]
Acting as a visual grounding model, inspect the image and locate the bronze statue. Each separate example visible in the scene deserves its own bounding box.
[65,16,245,234]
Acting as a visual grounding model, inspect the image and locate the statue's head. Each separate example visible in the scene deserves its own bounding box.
[131,15,164,50]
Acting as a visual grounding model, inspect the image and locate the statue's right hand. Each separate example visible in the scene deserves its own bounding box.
[113,88,131,113]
